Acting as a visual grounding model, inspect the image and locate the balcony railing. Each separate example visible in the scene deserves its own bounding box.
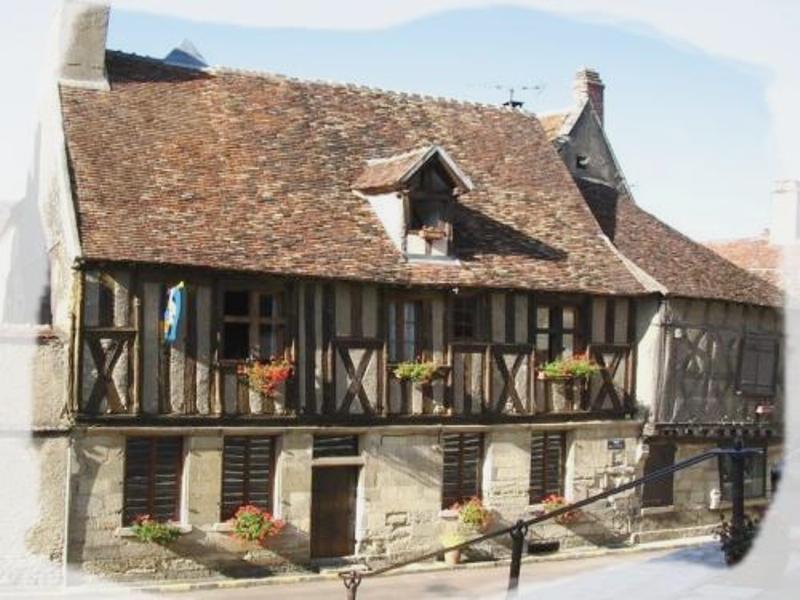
[339,439,761,599]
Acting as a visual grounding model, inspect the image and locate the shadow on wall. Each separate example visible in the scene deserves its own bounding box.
[67,439,315,581]
[1,127,51,326]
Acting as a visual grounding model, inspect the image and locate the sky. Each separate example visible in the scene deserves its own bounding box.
[0,1,797,243]
[104,5,775,241]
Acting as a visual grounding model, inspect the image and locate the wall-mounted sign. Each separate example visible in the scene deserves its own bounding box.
[607,438,625,451]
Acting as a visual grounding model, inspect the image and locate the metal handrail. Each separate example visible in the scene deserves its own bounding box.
[339,441,761,599]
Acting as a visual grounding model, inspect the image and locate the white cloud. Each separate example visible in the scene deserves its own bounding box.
[2,0,795,202]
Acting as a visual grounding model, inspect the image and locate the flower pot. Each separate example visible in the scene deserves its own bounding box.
[444,548,461,565]
[540,375,585,413]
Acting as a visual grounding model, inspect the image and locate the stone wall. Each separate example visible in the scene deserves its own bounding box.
[51,424,779,581]
[635,441,782,543]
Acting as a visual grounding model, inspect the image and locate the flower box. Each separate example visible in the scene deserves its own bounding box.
[538,374,587,413]
[391,361,451,386]
[537,353,599,413]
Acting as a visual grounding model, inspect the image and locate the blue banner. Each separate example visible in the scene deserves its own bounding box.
[163,282,185,345]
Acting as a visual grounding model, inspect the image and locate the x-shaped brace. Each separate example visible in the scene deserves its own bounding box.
[338,347,375,415]
[85,336,127,414]
[495,351,526,414]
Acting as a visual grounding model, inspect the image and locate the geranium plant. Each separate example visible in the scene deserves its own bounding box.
[393,360,440,384]
[130,515,181,545]
[450,496,491,531]
[539,353,600,379]
[237,357,294,397]
[540,494,581,525]
[229,505,285,544]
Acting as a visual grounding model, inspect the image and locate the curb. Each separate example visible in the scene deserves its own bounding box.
[134,535,716,594]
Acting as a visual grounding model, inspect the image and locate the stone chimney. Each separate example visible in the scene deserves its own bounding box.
[573,68,605,125]
[770,180,800,245]
[57,0,110,90]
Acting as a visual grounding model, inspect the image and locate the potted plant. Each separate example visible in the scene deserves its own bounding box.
[130,515,181,545]
[537,353,599,412]
[440,530,466,565]
[541,494,581,525]
[229,504,285,544]
[393,360,449,386]
[237,357,294,398]
[452,496,492,532]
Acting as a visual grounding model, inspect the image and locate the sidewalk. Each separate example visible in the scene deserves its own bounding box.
[0,535,715,598]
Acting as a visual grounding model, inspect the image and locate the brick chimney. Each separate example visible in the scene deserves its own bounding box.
[57,0,110,90]
[573,68,605,125]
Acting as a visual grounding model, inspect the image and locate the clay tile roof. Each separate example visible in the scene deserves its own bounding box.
[613,196,782,306]
[352,146,431,192]
[352,145,472,193]
[706,236,783,289]
[58,51,648,296]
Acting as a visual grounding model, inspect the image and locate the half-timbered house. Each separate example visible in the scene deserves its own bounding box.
[23,5,782,580]
[541,69,784,536]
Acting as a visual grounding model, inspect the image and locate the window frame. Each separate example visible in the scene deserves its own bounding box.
[529,431,566,503]
[531,298,584,363]
[123,436,184,526]
[450,293,487,343]
[404,160,457,257]
[220,285,287,361]
[441,432,484,509]
[736,333,779,397]
[221,436,277,521]
[387,293,435,363]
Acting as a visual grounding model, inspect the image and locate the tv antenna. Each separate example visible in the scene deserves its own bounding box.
[470,83,545,109]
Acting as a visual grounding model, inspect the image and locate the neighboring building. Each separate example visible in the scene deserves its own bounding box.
[706,232,782,288]
[22,4,782,581]
[541,68,783,531]
[706,180,800,289]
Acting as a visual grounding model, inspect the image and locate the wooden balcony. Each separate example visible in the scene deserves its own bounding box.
[77,327,633,422]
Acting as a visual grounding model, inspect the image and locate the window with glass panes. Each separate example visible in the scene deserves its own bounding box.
[388,299,430,362]
[451,294,486,341]
[221,289,286,360]
[532,303,581,362]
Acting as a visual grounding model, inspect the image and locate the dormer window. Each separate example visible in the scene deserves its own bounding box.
[353,144,473,261]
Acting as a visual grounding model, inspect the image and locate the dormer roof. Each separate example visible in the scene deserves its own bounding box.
[353,145,473,194]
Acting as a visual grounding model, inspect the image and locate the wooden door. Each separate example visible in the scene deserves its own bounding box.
[311,466,358,558]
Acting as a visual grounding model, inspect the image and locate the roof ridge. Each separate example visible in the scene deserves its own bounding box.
[208,65,535,116]
[109,48,547,117]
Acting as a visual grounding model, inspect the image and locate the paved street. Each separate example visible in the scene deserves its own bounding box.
[155,546,710,600]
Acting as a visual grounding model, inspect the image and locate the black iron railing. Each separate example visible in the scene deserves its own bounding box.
[339,439,761,599]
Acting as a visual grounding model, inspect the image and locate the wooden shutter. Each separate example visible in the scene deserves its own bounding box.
[529,432,565,502]
[313,435,359,458]
[442,432,483,508]
[737,335,779,396]
[221,436,276,520]
[642,443,676,508]
[123,437,183,525]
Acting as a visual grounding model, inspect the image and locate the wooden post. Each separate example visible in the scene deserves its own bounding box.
[507,519,528,598]
[341,570,362,600]
[731,437,746,536]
